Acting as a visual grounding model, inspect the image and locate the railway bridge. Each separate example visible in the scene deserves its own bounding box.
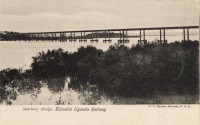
[0,26,198,44]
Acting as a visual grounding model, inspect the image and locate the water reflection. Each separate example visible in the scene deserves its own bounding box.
[0,76,112,105]
[46,78,65,94]
[0,76,198,105]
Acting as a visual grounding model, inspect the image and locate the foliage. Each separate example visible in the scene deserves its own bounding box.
[1,40,199,98]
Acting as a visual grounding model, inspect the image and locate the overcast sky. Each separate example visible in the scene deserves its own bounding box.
[0,0,199,32]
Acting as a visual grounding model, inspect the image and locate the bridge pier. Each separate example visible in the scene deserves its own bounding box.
[158,29,167,44]
[118,30,123,44]
[31,34,33,41]
[51,33,54,42]
[124,30,129,43]
[182,28,190,42]
[90,31,99,43]
[79,32,87,42]
[54,33,57,41]
[103,31,111,43]
[40,33,42,41]
[44,33,47,41]
[36,33,39,41]
[55,33,58,41]
[69,32,76,42]
[187,28,189,41]
[26,34,29,41]
[138,30,147,45]
[59,33,63,42]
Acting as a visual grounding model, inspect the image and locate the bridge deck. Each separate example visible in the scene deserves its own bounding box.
[21,26,199,34]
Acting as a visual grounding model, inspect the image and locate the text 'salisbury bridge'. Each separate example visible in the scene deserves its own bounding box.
[0,26,199,44]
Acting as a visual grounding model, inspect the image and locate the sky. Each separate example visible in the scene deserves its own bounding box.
[0,0,199,32]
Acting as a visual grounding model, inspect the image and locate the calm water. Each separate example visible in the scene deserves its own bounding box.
[0,35,198,70]
[0,77,113,105]
[1,77,198,105]
[0,34,199,105]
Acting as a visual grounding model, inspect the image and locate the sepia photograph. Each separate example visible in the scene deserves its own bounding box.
[0,0,199,106]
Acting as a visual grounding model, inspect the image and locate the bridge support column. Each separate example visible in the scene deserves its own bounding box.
[92,31,99,42]
[187,28,189,41]
[103,31,111,43]
[125,30,129,43]
[69,32,72,42]
[84,32,86,42]
[31,34,35,41]
[37,33,39,41]
[139,30,141,44]
[163,29,166,42]
[79,32,83,42]
[183,28,185,41]
[31,34,33,41]
[69,32,76,42]
[182,28,190,42]
[90,31,94,43]
[118,30,129,44]
[54,33,57,41]
[51,33,54,42]
[103,31,107,43]
[45,33,47,41]
[79,32,87,42]
[138,30,147,45]
[159,29,161,43]
[61,33,64,42]
[122,30,125,43]
[73,32,76,42]
[158,29,167,44]
[143,30,145,43]
[118,31,122,44]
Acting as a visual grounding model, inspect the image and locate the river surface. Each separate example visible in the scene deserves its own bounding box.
[0,34,199,105]
[0,35,198,70]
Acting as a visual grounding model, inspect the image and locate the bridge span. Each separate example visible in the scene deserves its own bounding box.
[0,26,199,44]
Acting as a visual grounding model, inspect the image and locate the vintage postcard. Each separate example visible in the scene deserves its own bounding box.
[0,0,199,125]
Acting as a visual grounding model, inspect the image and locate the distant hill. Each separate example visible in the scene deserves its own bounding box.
[75,32,139,38]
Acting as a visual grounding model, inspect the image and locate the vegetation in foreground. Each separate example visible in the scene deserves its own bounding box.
[0,40,199,104]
